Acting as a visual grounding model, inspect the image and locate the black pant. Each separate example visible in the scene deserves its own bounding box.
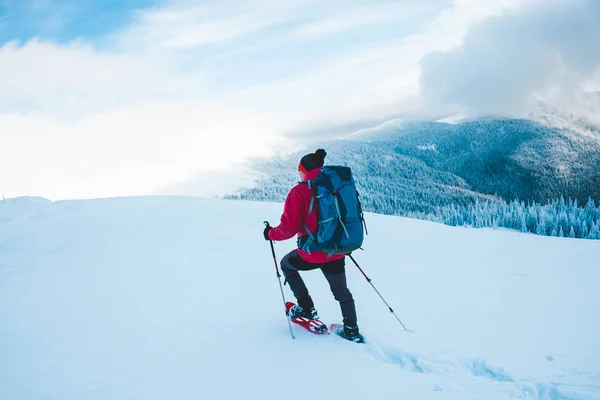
[280,250,357,324]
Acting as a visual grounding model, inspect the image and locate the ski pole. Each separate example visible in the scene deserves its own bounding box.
[348,254,413,333]
[264,221,296,339]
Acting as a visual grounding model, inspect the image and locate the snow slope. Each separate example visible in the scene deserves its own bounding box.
[1,196,599,400]
[436,113,469,124]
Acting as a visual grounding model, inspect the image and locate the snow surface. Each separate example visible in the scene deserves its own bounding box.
[436,113,469,124]
[527,109,600,139]
[346,118,405,139]
[1,196,599,400]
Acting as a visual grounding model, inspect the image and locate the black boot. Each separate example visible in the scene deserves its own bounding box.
[289,304,319,320]
[337,319,364,343]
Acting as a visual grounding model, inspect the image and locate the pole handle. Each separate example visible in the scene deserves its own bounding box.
[264,221,277,260]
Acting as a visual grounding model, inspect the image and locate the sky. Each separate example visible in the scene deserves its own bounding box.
[1,0,598,200]
[420,0,600,118]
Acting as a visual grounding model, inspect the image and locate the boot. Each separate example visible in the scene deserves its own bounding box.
[289,304,319,320]
[337,318,364,343]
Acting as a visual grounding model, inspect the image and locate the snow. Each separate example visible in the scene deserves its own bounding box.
[346,118,405,139]
[528,109,600,139]
[1,196,599,400]
[417,143,438,152]
[0,196,55,224]
[436,112,469,124]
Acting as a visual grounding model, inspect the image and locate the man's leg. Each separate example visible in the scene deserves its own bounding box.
[321,258,358,325]
[280,250,320,311]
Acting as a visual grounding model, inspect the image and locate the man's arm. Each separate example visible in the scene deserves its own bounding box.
[268,186,304,241]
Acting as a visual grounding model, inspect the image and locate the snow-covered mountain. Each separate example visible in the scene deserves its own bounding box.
[525,99,600,137]
[231,117,600,211]
[435,104,600,135]
[1,196,599,399]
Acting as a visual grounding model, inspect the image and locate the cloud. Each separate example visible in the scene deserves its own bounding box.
[0,0,535,200]
[291,2,442,38]
[119,0,316,51]
[0,39,173,117]
[0,100,281,200]
[419,0,600,117]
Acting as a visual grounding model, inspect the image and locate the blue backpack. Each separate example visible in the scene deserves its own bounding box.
[298,166,367,256]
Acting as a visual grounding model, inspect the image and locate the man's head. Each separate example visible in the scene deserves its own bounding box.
[298,149,327,180]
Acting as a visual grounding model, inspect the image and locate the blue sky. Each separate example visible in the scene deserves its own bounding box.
[0,0,455,117]
[1,0,597,200]
[0,0,161,44]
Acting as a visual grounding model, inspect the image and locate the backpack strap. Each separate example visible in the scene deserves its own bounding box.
[357,191,368,236]
[333,194,350,239]
[299,180,318,215]
[301,223,317,255]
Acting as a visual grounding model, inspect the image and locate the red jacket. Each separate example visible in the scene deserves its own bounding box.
[268,167,345,263]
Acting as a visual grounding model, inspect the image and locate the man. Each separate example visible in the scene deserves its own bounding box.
[263,149,361,342]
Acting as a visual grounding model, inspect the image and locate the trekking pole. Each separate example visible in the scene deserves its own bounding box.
[264,221,296,339]
[348,254,413,333]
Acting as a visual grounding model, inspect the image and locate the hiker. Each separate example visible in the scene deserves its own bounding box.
[263,149,361,341]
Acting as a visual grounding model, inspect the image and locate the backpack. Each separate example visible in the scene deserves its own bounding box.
[298,166,367,256]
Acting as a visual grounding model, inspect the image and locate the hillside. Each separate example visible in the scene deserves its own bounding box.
[231,118,600,209]
[366,119,600,204]
[226,118,600,239]
[1,196,599,399]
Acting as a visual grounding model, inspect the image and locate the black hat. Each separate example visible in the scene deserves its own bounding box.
[299,149,327,173]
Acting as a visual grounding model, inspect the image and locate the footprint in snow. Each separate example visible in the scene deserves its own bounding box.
[363,343,425,373]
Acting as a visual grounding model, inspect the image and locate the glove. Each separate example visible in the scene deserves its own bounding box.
[263,225,273,241]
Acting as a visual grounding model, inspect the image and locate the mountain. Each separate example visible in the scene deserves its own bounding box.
[1,196,599,399]
[364,118,600,204]
[228,117,600,214]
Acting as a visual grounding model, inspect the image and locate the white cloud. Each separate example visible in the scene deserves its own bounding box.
[419,0,600,117]
[119,0,316,51]
[0,39,173,117]
[291,1,440,38]
[293,18,361,38]
[223,0,527,127]
[0,0,538,200]
[0,101,281,200]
